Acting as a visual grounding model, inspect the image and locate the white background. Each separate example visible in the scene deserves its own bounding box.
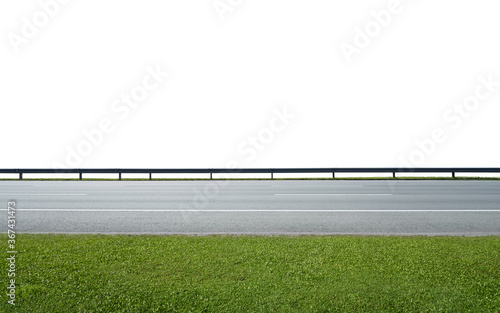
[1,0,499,169]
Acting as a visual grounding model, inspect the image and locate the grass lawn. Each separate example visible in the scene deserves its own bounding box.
[1,235,499,312]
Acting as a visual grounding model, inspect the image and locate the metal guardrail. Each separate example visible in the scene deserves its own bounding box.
[1,168,499,180]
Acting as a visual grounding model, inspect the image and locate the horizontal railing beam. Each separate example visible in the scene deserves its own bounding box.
[1,168,500,176]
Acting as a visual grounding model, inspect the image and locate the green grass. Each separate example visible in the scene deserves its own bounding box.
[1,235,499,312]
[1,176,500,181]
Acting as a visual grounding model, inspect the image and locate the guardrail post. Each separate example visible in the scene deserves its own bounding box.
[79,173,82,180]
[332,172,335,179]
[19,173,23,180]
[149,173,152,180]
[393,172,396,179]
[452,172,455,178]
[210,173,212,180]
[119,173,122,181]
[271,172,274,180]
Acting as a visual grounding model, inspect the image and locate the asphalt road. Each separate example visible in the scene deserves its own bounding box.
[1,180,499,235]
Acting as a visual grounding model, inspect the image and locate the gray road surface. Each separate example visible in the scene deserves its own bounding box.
[1,180,499,235]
